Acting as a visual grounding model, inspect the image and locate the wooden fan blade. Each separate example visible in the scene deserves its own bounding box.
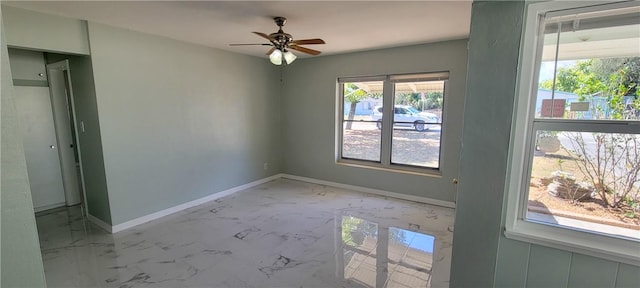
[229,43,272,46]
[290,38,325,45]
[265,47,276,56]
[253,32,273,41]
[289,45,322,56]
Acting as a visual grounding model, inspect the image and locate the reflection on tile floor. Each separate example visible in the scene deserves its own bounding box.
[341,216,436,288]
[36,179,454,287]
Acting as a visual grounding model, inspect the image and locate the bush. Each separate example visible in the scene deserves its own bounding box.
[564,132,640,208]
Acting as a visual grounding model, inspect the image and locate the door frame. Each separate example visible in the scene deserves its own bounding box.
[47,60,88,213]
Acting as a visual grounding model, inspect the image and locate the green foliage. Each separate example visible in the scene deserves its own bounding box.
[394,91,443,110]
[556,158,565,170]
[343,83,381,129]
[593,58,640,97]
[423,92,443,110]
[341,216,363,246]
[539,57,640,119]
[540,60,606,98]
[604,60,640,119]
[344,83,371,104]
[624,197,638,219]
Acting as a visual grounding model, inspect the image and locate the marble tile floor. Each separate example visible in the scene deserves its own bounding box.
[36,179,455,288]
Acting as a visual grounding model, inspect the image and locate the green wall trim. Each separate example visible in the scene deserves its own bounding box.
[1,6,47,286]
[450,1,526,287]
[615,264,640,288]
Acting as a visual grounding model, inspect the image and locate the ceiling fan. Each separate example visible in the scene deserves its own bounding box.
[230,17,325,65]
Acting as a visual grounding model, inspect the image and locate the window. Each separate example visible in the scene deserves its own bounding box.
[338,73,447,173]
[507,1,640,265]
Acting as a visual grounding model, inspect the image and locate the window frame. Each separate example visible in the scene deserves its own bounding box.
[505,0,640,266]
[337,72,448,175]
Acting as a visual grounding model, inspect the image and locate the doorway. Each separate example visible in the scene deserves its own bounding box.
[10,49,85,213]
[47,60,84,208]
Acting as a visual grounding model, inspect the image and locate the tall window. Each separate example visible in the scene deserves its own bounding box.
[340,78,384,162]
[507,1,639,265]
[338,73,447,173]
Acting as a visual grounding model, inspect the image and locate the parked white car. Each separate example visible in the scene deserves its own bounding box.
[371,105,440,131]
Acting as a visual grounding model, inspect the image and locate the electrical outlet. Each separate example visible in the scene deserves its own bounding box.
[263,162,269,170]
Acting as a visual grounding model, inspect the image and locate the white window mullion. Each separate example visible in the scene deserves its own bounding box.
[336,82,346,161]
[380,77,394,166]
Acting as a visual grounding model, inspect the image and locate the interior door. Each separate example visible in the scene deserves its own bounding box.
[14,86,67,211]
[47,60,81,206]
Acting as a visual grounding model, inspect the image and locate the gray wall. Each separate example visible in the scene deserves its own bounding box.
[46,53,112,225]
[281,40,468,202]
[0,7,47,286]
[87,22,282,225]
[451,1,640,287]
[2,5,90,55]
[7,48,48,84]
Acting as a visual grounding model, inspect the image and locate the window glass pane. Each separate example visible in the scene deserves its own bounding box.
[342,121,381,161]
[342,216,378,288]
[342,81,383,162]
[528,130,640,240]
[536,13,640,121]
[391,81,444,168]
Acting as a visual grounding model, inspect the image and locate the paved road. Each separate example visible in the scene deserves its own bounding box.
[347,121,442,132]
[557,132,596,155]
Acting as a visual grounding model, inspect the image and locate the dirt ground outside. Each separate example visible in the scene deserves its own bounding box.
[529,149,640,231]
[341,121,441,168]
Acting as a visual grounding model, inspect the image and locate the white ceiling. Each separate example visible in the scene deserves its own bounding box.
[3,1,472,59]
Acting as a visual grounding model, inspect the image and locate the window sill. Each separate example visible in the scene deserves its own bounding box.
[336,160,442,178]
[505,218,640,266]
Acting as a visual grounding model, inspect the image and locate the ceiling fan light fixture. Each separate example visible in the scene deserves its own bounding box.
[269,49,283,65]
[283,50,296,64]
[231,17,324,65]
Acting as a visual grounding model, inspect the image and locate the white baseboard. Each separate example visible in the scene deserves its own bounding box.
[98,173,454,234]
[109,174,283,233]
[87,213,112,233]
[281,174,456,209]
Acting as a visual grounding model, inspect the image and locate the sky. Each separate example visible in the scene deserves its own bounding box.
[539,60,577,82]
